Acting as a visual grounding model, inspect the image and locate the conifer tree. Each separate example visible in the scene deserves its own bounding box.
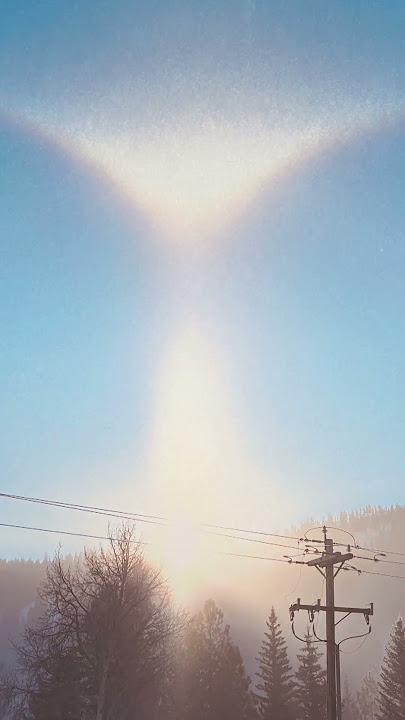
[178,599,256,720]
[256,606,294,720]
[377,617,405,720]
[353,672,377,720]
[342,677,356,720]
[295,628,326,720]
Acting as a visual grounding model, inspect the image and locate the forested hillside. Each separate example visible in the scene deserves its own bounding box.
[221,505,405,691]
[0,506,404,698]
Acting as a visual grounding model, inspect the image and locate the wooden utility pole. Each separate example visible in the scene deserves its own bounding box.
[289,527,373,720]
[335,643,342,720]
[325,533,337,720]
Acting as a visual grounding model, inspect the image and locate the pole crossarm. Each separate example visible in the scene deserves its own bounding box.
[307,552,354,567]
[289,599,373,619]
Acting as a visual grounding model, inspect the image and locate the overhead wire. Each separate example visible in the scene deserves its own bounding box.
[352,553,405,568]
[0,519,316,559]
[0,491,306,544]
[5,493,405,564]
[315,575,325,633]
[0,515,308,554]
[345,564,405,581]
[0,521,312,568]
[199,530,316,553]
[3,518,405,584]
[354,543,405,560]
[0,492,168,527]
[216,550,308,565]
[304,525,357,545]
[298,524,405,562]
[299,526,405,564]
[0,521,148,544]
[3,493,405,582]
[284,563,303,599]
[339,635,369,655]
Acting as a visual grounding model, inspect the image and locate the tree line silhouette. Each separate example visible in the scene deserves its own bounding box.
[0,525,402,719]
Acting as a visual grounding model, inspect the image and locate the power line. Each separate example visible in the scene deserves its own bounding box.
[345,565,405,581]
[339,635,369,655]
[0,521,147,544]
[0,518,300,555]
[0,491,308,551]
[315,575,325,633]
[207,524,303,543]
[4,492,405,580]
[354,543,405,560]
[216,550,308,565]
[353,553,405,568]
[284,560,304,600]
[0,492,169,527]
[300,526,405,562]
[5,492,405,564]
[0,521,312,569]
[300,530,405,563]
[301,524,405,563]
[304,526,356,546]
[0,491,306,542]
[3,518,405,584]
[201,529,317,553]
[316,542,405,563]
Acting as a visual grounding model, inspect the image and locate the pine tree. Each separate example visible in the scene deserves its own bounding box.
[342,676,356,720]
[353,672,377,720]
[178,599,256,720]
[256,606,294,720]
[377,617,405,719]
[295,628,326,720]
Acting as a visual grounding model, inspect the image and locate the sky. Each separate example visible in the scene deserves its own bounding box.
[0,0,405,576]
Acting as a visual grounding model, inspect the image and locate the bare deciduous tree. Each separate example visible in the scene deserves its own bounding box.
[1,526,178,720]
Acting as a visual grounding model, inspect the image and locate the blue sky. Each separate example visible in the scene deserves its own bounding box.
[0,0,404,560]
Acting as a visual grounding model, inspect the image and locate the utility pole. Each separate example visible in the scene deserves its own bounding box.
[289,527,373,720]
[335,643,341,720]
[325,531,337,720]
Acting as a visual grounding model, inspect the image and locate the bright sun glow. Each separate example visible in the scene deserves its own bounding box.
[161,523,203,573]
[141,323,290,595]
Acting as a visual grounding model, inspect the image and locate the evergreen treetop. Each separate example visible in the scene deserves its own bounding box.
[179,599,256,720]
[295,627,326,720]
[377,616,405,720]
[256,606,294,720]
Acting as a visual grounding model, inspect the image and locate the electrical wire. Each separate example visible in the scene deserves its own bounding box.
[4,519,405,585]
[339,635,370,655]
[0,491,305,544]
[6,493,405,567]
[304,525,357,545]
[282,548,326,600]
[299,527,405,564]
[0,515,307,555]
[216,550,308,565]
[345,564,405,581]
[0,493,168,527]
[0,521,312,568]
[354,543,405,560]
[284,558,305,599]
[200,530,313,553]
[4,493,405,582]
[0,521,148,544]
[315,576,325,633]
[353,554,405,568]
